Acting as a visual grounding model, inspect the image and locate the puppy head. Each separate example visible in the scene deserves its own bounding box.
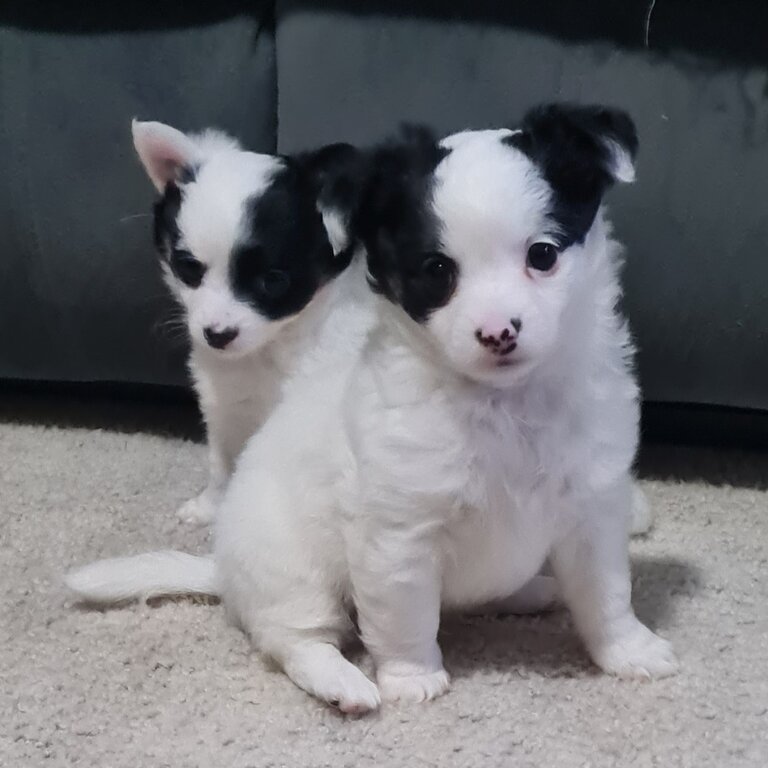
[355,105,637,386]
[133,120,358,358]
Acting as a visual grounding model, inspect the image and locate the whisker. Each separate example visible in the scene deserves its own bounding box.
[119,213,152,224]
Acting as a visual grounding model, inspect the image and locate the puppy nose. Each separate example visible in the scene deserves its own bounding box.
[203,326,239,350]
[475,318,522,356]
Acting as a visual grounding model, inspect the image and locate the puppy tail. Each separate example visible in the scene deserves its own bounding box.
[64,551,219,604]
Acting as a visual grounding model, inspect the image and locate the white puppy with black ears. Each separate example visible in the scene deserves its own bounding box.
[214,104,676,711]
[132,121,360,524]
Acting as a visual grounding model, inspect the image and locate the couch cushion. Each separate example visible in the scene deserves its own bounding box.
[0,2,276,385]
[275,0,768,412]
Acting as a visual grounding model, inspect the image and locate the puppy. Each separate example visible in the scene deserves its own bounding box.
[132,121,360,524]
[218,105,676,711]
[67,106,671,714]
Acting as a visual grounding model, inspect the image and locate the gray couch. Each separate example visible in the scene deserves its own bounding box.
[2,1,766,437]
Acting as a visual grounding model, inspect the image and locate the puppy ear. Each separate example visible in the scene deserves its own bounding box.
[132,119,201,192]
[385,123,447,178]
[508,104,638,200]
[297,143,363,256]
[354,123,446,236]
[351,124,447,305]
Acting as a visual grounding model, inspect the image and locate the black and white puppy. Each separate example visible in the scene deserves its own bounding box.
[132,121,359,523]
[207,104,675,711]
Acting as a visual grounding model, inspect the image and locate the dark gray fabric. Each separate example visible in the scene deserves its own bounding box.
[275,1,768,412]
[1,0,767,426]
[0,2,275,385]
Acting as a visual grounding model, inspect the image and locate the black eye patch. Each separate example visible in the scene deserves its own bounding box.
[152,184,207,288]
[230,243,314,320]
[398,252,458,321]
[354,125,452,324]
[229,166,337,321]
[257,269,291,300]
[170,249,206,288]
[153,182,182,258]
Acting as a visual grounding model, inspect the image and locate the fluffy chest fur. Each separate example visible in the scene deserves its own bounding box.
[188,346,283,467]
[347,334,557,602]
[346,231,639,607]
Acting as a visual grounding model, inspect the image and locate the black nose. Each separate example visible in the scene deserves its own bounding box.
[203,326,239,350]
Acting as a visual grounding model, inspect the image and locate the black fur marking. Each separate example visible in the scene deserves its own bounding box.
[504,103,638,248]
[230,147,362,321]
[353,125,453,323]
[293,143,362,226]
[153,182,182,259]
[169,249,206,288]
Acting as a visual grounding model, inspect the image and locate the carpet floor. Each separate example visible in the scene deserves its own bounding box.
[2,393,767,767]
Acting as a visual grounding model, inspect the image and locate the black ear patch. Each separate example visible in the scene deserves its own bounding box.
[291,142,365,272]
[230,144,364,321]
[353,124,452,322]
[294,142,362,227]
[505,103,638,247]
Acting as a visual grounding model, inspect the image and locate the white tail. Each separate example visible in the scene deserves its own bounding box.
[65,550,218,604]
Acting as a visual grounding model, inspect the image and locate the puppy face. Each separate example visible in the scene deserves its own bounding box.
[133,121,357,358]
[356,105,637,386]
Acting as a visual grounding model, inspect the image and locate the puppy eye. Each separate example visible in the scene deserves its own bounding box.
[170,250,206,288]
[258,269,291,299]
[415,253,458,308]
[526,242,559,273]
[422,253,457,283]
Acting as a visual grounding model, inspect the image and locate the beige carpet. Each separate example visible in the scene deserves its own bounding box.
[2,392,767,767]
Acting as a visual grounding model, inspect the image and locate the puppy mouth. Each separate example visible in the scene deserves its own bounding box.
[494,340,518,361]
[199,339,251,359]
[492,353,534,374]
[492,344,520,368]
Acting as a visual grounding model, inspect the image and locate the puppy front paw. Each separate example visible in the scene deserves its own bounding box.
[377,667,451,704]
[591,621,678,680]
[177,491,217,526]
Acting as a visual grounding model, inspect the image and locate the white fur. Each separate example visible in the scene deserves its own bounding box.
[65,551,217,603]
[320,208,350,256]
[604,138,637,183]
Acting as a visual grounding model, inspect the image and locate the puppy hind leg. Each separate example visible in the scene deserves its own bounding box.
[276,637,381,715]
[235,569,380,713]
[227,508,379,711]
[247,582,379,713]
